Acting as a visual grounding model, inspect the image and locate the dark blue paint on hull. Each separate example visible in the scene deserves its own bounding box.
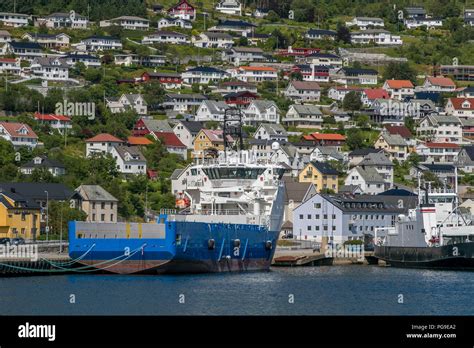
[69,220,279,274]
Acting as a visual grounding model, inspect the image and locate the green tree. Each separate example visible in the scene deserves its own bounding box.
[382,62,417,83]
[343,91,362,112]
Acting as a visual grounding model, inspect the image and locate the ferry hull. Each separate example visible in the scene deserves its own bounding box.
[375,243,474,270]
[69,221,280,275]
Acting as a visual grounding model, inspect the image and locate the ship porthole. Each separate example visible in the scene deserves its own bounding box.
[265,240,273,250]
[208,239,216,250]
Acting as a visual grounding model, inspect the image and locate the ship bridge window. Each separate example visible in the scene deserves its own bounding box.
[202,167,266,180]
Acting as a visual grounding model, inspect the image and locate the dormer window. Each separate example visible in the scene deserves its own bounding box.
[33,157,42,165]
[462,101,471,109]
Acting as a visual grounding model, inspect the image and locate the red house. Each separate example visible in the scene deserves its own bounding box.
[277,47,320,57]
[168,0,196,21]
[303,133,346,147]
[224,91,260,106]
[141,71,182,89]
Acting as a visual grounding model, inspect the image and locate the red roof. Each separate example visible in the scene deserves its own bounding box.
[85,133,124,143]
[0,122,37,138]
[385,80,414,89]
[384,125,412,139]
[448,98,474,110]
[0,58,17,63]
[34,112,71,122]
[154,132,186,148]
[364,88,389,100]
[427,76,455,87]
[425,142,460,149]
[127,136,153,146]
[308,133,346,141]
[239,66,276,72]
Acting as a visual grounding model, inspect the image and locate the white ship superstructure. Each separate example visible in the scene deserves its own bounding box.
[172,149,286,231]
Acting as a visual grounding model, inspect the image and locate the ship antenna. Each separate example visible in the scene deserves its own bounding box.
[223,107,244,160]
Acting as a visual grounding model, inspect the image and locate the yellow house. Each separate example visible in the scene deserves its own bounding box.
[0,192,41,240]
[298,161,339,193]
[193,129,233,158]
[374,130,409,162]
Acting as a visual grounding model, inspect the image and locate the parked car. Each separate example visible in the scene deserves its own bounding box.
[11,238,25,245]
[0,238,10,245]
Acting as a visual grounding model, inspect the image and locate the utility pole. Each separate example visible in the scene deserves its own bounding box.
[44,190,49,242]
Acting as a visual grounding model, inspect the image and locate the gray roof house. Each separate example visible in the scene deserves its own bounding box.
[71,185,118,223]
[20,156,66,177]
[283,104,323,127]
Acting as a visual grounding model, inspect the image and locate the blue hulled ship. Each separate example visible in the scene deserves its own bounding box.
[68,149,286,274]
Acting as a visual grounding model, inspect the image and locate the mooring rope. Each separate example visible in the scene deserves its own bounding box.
[40,243,97,266]
[0,244,146,274]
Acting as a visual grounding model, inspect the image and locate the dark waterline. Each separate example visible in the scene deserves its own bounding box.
[1,266,473,315]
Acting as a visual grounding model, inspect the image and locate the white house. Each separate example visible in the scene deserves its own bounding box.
[344,166,388,195]
[254,123,288,142]
[34,112,72,135]
[0,122,38,149]
[417,115,463,144]
[20,156,65,177]
[30,57,69,81]
[22,32,71,49]
[306,29,337,41]
[243,100,280,125]
[172,120,204,149]
[65,52,101,67]
[445,98,474,119]
[0,58,20,75]
[421,76,456,93]
[346,17,385,29]
[100,16,150,30]
[282,104,323,127]
[351,29,402,45]
[195,100,230,122]
[416,142,460,163]
[215,0,242,16]
[78,36,122,52]
[157,17,192,29]
[4,41,43,61]
[193,32,234,49]
[223,47,266,66]
[383,79,414,100]
[328,86,363,101]
[110,145,147,175]
[332,67,378,85]
[167,0,196,21]
[142,31,189,45]
[106,94,148,116]
[230,66,277,83]
[284,81,321,102]
[0,12,29,27]
[38,11,88,29]
[85,133,124,157]
[182,66,229,84]
[404,17,443,29]
[306,52,343,68]
[0,30,12,43]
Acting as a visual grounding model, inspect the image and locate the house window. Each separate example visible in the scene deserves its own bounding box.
[92,214,96,221]
[110,214,114,221]
[101,202,105,209]
[307,214,311,219]
[101,214,105,222]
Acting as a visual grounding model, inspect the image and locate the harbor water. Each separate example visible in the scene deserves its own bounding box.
[0,265,473,315]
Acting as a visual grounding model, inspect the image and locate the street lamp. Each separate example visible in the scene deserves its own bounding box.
[44,190,49,242]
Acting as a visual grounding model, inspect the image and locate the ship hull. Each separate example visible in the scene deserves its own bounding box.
[375,243,474,270]
[69,220,279,275]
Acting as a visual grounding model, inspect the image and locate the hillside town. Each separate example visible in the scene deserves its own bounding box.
[0,0,473,246]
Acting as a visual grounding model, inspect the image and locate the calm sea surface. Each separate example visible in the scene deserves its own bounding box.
[0,266,473,315]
